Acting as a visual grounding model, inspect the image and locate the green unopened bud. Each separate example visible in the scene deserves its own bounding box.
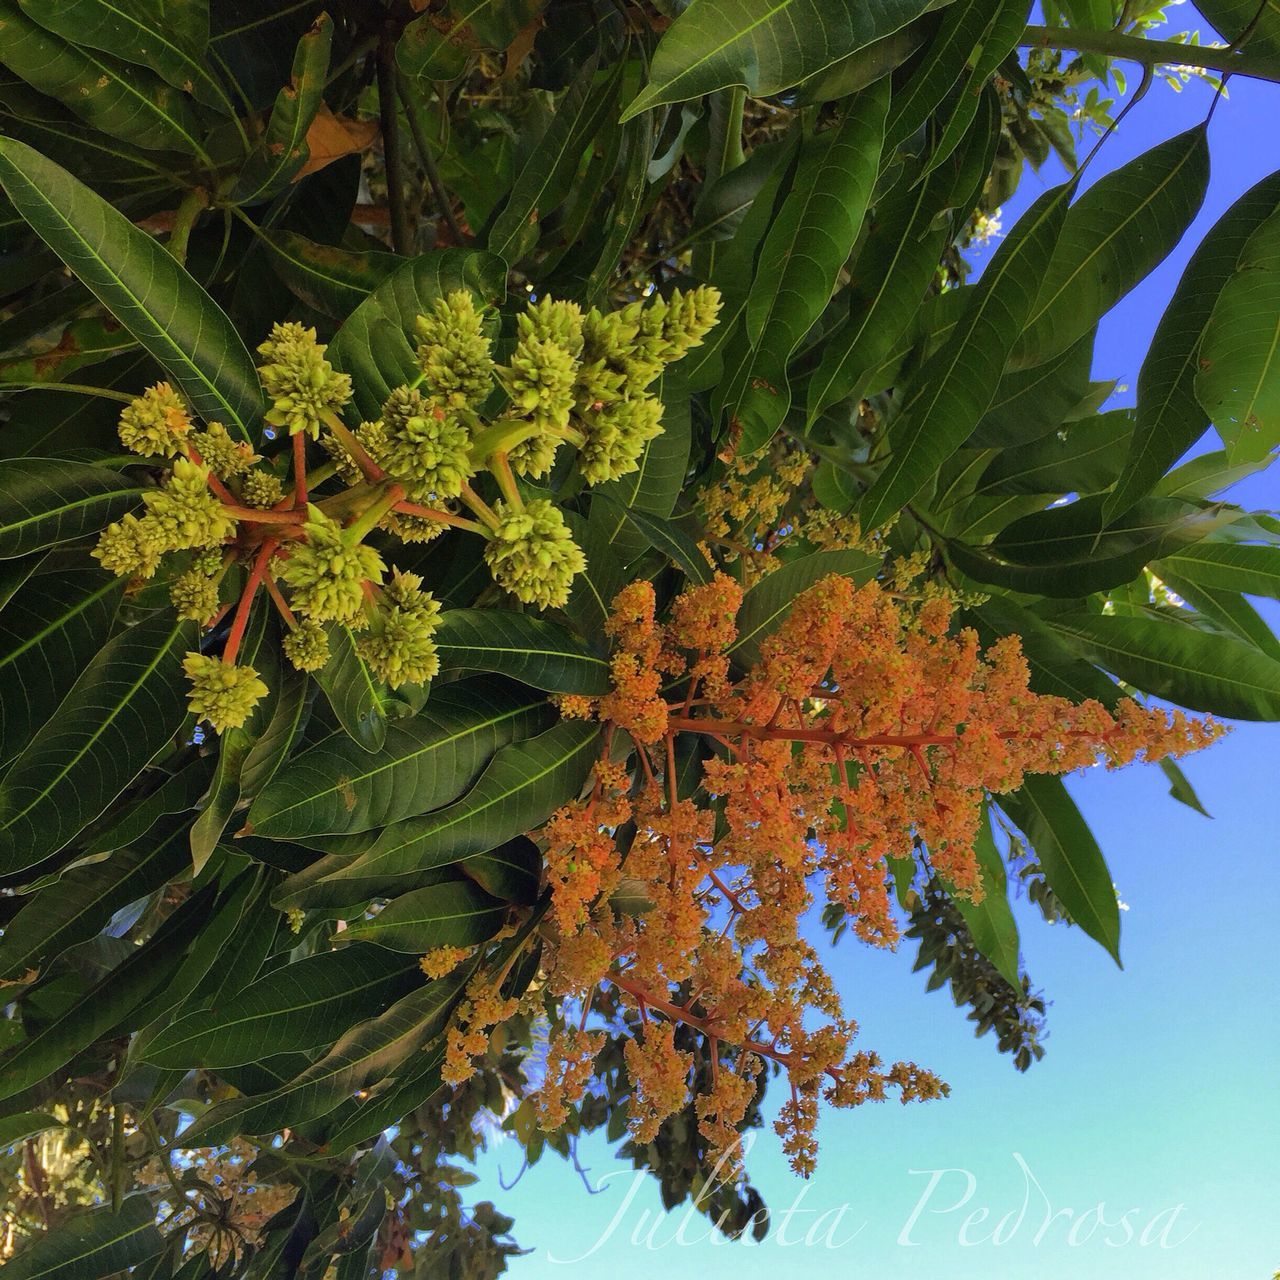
[519,295,584,355]
[500,335,577,431]
[93,513,163,579]
[578,396,664,486]
[170,566,222,622]
[192,422,258,478]
[484,498,585,610]
[661,284,722,355]
[141,457,236,552]
[414,290,495,410]
[276,505,385,625]
[257,321,353,439]
[182,652,267,732]
[356,569,442,688]
[382,510,449,544]
[240,468,285,509]
[117,382,192,456]
[282,617,330,672]
[379,387,475,501]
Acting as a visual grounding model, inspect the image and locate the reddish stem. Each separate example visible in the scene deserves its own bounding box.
[393,500,489,534]
[223,539,276,666]
[185,442,238,505]
[293,430,308,506]
[263,573,297,628]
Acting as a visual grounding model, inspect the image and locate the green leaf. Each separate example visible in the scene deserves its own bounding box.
[144,944,422,1068]
[1000,776,1121,964]
[1158,756,1211,818]
[260,228,398,318]
[0,316,138,387]
[0,883,212,1101]
[976,410,1132,497]
[0,808,195,982]
[434,610,611,694]
[0,140,265,439]
[399,0,546,81]
[1154,449,1273,502]
[329,249,507,422]
[487,55,623,264]
[314,1043,446,1157]
[0,459,141,560]
[0,567,122,763]
[591,494,712,584]
[729,548,881,666]
[1153,570,1280,661]
[950,496,1234,598]
[621,0,935,119]
[0,615,195,877]
[314,623,393,754]
[860,180,1075,531]
[950,814,1020,987]
[343,879,507,953]
[232,14,333,203]
[806,101,998,423]
[0,1111,65,1149]
[20,0,234,116]
[1106,170,1280,520]
[179,970,471,1145]
[721,82,887,452]
[1195,204,1280,462]
[1044,611,1280,720]
[0,2,207,156]
[1156,540,1280,599]
[462,834,541,905]
[1012,126,1210,369]
[3,1195,163,1280]
[246,678,554,839]
[276,720,599,909]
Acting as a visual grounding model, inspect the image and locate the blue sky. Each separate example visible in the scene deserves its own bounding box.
[464,12,1280,1276]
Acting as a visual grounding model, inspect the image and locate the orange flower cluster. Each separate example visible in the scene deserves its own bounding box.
[534,573,1221,1175]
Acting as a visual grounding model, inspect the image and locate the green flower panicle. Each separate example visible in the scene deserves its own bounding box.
[257,321,353,439]
[379,386,475,501]
[276,505,385,626]
[240,468,285,509]
[414,290,495,411]
[192,422,258,479]
[141,457,236,552]
[170,565,223,622]
[578,396,665,486]
[94,513,164,580]
[283,618,331,672]
[519,295,584,355]
[117,382,192,456]
[182,652,268,732]
[483,498,586,609]
[356,569,443,688]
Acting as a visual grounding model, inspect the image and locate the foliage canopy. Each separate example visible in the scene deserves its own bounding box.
[1,0,1279,1275]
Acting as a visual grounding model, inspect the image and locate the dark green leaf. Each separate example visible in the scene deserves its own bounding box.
[0,140,265,438]
[591,494,712,584]
[1000,776,1121,963]
[343,879,507,952]
[0,615,194,877]
[0,459,141,560]
[951,814,1020,987]
[314,623,393,754]
[434,610,611,694]
[144,944,422,1068]
[3,1195,163,1280]
[246,678,554,839]
[976,410,1132,496]
[260,228,398,318]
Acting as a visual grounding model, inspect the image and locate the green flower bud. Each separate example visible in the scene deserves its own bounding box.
[192,422,258,478]
[381,510,449,544]
[170,566,222,622]
[356,569,442,688]
[378,386,475,501]
[240,468,285,509]
[277,505,385,625]
[93,513,163,579]
[182,652,268,732]
[141,457,236,552]
[321,420,386,487]
[484,498,585,609]
[577,396,664,486]
[500,335,577,429]
[506,421,564,479]
[257,321,353,439]
[193,547,224,575]
[414,290,495,410]
[519,295,584,355]
[117,382,192,456]
[659,284,721,356]
[283,617,331,672]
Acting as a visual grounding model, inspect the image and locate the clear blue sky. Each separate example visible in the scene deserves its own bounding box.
[465,11,1280,1276]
